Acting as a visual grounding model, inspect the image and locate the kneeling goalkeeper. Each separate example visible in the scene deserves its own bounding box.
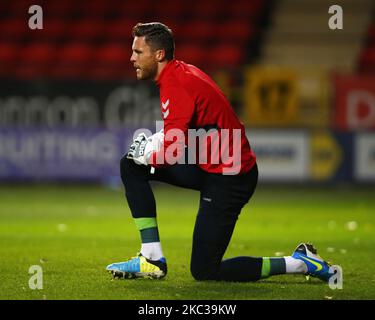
[106,22,333,282]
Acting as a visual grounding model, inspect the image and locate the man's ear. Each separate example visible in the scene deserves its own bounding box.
[156,49,166,62]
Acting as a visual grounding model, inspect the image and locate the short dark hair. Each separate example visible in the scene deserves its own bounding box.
[132,22,175,61]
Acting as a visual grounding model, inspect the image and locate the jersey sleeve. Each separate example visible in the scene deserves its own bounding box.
[149,86,195,167]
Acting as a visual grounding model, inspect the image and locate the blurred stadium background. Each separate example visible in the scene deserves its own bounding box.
[0,0,374,184]
[1,0,375,300]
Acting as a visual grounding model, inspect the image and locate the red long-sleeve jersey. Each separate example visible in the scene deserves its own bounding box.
[150,59,256,175]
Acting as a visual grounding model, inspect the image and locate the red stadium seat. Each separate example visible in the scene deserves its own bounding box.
[42,1,77,17]
[13,43,56,79]
[81,0,118,17]
[179,21,216,42]
[217,21,255,43]
[176,44,205,68]
[33,19,67,41]
[105,19,138,42]
[209,44,244,68]
[119,0,154,19]
[0,19,29,41]
[50,43,93,79]
[7,0,40,17]
[190,0,225,19]
[89,43,130,80]
[0,43,19,65]
[0,43,20,77]
[227,0,264,18]
[58,43,92,64]
[0,0,263,79]
[89,65,133,80]
[21,42,56,65]
[95,43,129,65]
[69,19,105,41]
[154,1,186,18]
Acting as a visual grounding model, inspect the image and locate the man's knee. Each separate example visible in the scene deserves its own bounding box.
[120,155,150,185]
[190,261,217,281]
[120,155,137,183]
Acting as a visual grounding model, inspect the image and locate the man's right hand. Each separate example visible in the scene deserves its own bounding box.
[127,133,150,165]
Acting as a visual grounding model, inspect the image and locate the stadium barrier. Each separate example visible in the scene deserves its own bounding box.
[0,80,160,129]
[0,74,374,183]
[0,128,133,181]
[0,127,373,183]
[247,129,354,183]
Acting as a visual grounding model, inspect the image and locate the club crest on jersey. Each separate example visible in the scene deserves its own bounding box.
[162,99,170,119]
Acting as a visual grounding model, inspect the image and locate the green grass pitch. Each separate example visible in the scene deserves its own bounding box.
[0,184,374,300]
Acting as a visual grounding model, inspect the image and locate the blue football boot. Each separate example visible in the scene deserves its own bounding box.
[292,243,333,282]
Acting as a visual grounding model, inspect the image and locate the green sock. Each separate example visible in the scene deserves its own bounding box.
[134,217,160,243]
[261,257,286,279]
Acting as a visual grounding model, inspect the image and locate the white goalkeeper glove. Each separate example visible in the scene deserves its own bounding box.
[127,130,164,166]
[147,129,164,153]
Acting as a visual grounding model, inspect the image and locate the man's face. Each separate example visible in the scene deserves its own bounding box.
[130,36,158,80]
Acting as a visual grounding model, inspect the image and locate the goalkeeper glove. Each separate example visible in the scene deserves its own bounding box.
[127,130,164,166]
[127,133,150,166]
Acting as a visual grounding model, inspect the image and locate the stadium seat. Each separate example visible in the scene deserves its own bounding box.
[0,19,29,41]
[0,0,265,79]
[190,0,225,19]
[119,0,154,19]
[217,20,255,43]
[209,44,244,68]
[58,43,92,64]
[0,43,20,77]
[43,1,78,17]
[179,21,216,42]
[50,43,93,79]
[21,42,55,65]
[69,19,106,41]
[94,43,129,65]
[27,18,67,43]
[89,43,130,79]
[151,0,186,19]
[176,44,205,68]
[227,0,264,18]
[0,43,19,65]
[7,0,38,17]
[80,0,117,18]
[105,19,138,42]
[14,43,56,79]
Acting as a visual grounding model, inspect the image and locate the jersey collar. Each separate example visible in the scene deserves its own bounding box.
[156,59,176,86]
